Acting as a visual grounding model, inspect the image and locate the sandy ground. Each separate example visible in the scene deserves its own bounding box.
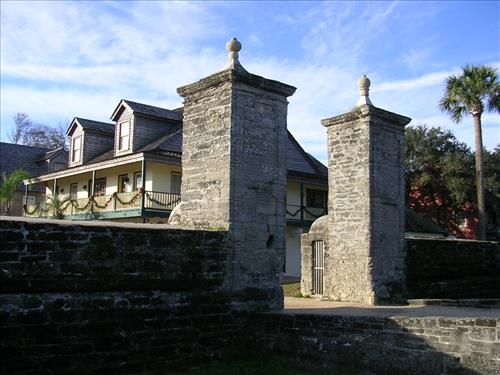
[283,297,500,318]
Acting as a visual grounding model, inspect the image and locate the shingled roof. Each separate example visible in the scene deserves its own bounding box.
[138,129,182,154]
[286,132,328,181]
[111,99,183,122]
[67,118,115,136]
[0,142,50,178]
[0,142,60,192]
[37,147,67,161]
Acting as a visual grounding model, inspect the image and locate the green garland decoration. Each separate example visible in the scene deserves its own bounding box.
[70,198,94,212]
[286,207,302,217]
[113,191,141,205]
[145,191,180,208]
[24,190,178,217]
[285,206,327,219]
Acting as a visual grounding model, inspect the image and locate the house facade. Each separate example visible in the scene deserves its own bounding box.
[24,100,327,277]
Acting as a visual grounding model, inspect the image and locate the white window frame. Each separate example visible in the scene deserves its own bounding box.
[118,122,130,151]
[72,136,81,162]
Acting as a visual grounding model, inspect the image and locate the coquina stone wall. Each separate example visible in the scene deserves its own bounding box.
[249,313,500,375]
[302,234,500,300]
[173,61,295,309]
[0,217,253,374]
[406,238,500,299]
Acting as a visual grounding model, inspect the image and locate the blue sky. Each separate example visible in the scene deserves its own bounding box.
[1,1,499,164]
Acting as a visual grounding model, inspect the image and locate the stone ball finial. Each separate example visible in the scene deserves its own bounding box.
[226,37,242,53]
[358,74,371,95]
[224,37,245,71]
[356,74,373,106]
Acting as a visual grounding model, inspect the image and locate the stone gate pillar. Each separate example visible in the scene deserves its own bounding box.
[171,38,296,310]
[321,76,411,304]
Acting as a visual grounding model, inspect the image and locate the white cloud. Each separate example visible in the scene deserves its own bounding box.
[1,1,498,156]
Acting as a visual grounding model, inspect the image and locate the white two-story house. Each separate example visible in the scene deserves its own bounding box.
[24,99,327,277]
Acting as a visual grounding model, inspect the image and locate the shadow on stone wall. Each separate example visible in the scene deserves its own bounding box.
[248,309,498,375]
[2,218,498,374]
[0,218,251,374]
[406,238,500,299]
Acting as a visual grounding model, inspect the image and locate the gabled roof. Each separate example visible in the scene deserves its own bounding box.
[286,132,327,181]
[111,99,183,122]
[67,117,115,136]
[36,147,68,162]
[0,143,58,192]
[305,153,328,179]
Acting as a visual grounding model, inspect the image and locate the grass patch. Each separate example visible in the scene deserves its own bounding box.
[171,360,315,375]
[282,282,304,298]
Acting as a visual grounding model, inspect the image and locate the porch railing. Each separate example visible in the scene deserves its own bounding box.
[286,204,327,222]
[24,190,180,218]
[144,190,181,210]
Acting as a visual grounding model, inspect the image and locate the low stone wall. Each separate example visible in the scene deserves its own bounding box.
[249,313,500,375]
[0,218,254,374]
[406,238,500,299]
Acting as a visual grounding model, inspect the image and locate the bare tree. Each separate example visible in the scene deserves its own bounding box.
[8,113,68,151]
[9,113,31,144]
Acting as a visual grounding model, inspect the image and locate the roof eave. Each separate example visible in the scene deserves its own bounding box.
[66,118,80,136]
[110,99,131,122]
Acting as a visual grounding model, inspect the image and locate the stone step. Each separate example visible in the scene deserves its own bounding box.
[407,298,500,309]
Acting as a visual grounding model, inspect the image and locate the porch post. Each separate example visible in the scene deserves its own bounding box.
[140,159,146,215]
[90,170,96,214]
[24,183,29,216]
[52,178,57,196]
[90,170,96,196]
[300,182,305,223]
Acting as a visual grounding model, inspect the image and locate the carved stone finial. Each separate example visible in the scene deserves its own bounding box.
[226,37,242,54]
[356,74,373,106]
[224,37,245,71]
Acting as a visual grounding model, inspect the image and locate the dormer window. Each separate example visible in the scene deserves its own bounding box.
[119,122,130,151]
[72,136,81,162]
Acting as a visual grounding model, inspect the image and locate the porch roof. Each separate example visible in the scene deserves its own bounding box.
[25,151,180,184]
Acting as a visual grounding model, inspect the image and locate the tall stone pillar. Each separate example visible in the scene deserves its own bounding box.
[171,38,296,310]
[321,76,411,304]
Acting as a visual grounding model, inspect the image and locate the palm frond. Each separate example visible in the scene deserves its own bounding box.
[0,169,31,203]
[440,64,499,121]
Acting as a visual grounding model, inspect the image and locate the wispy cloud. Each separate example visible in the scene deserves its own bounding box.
[1,1,498,158]
[377,70,459,92]
[0,1,226,125]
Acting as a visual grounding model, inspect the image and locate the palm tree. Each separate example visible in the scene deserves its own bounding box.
[440,65,500,240]
[0,169,31,215]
